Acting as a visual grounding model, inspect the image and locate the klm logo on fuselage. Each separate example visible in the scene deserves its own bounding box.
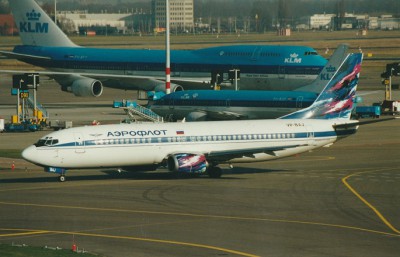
[284,53,302,64]
[319,65,337,80]
[19,9,48,33]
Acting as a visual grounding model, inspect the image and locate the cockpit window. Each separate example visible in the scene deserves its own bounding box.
[34,137,59,147]
[305,51,318,56]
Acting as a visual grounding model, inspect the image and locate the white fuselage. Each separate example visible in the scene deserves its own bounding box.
[22,119,348,170]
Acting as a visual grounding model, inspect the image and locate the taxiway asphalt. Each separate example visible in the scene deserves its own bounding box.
[0,119,399,256]
[0,75,400,256]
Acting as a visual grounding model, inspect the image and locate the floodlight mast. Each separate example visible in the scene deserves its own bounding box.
[165,0,171,94]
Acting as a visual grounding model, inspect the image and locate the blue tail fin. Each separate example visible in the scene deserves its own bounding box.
[10,0,76,47]
[280,53,363,120]
[296,44,348,93]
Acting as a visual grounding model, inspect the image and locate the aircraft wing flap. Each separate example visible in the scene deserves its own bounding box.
[206,144,306,161]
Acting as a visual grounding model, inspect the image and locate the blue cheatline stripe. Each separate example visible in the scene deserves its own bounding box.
[49,130,339,149]
[27,60,322,75]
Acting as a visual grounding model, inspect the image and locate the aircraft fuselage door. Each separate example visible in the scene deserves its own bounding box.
[251,46,262,61]
[74,133,85,153]
[306,126,316,146]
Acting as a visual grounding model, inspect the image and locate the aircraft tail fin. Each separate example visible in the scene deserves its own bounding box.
[9,0,76,47]
[296,44,349,93]
[281,52,363,120]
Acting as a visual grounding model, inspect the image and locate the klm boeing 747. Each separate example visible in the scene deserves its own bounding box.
[22,53,363,181]
[0,0,327,97]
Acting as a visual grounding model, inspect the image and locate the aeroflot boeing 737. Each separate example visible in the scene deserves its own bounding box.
[0,0,327,97]
[22,53,363,181]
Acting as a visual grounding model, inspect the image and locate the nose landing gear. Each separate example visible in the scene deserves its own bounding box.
[59,175,66,182]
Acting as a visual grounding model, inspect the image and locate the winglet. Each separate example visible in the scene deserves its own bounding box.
[9,0,76,47]
[281,53,363,120]
[296,44,349,93]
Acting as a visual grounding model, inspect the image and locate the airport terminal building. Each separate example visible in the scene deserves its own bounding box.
[152,0,194,33]
[55,0,194,35]
[305,13,400,30]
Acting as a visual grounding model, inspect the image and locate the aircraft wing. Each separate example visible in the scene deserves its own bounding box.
[0,50,214,90]
[205,110,247,120]
[205,144,308,161]
[185,109,247,121]
[0,50,215,91]
[0,68,160,80]
[0,67,169,90]
[0,50,51,60]
[0,68,214,91]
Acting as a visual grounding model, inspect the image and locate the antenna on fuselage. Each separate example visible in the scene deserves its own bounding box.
[165,0,171,94]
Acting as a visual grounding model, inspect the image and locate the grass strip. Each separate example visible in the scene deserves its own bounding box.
[0,149,22,159]
[0,243,99,257]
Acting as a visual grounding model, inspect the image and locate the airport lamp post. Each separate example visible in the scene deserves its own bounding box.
[54,0,57,24]
[165,0,171,94]
[17,81,22,123]
[32,74,39,123]
[229,69,241,91]
[234,69,238,91]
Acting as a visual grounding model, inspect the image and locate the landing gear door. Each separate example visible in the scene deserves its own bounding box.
[74,133,85,153]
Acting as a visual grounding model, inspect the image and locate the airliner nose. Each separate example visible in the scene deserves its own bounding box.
[22,145,37,164]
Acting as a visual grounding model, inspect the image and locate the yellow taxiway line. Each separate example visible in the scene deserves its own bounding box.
[342,168,400,235]
[0,228,258,257]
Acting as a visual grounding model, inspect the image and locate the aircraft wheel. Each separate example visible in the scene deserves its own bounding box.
[207,167,222,178]
[59,175,66,182]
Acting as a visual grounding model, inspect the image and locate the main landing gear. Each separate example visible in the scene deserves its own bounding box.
[207,166,222,178]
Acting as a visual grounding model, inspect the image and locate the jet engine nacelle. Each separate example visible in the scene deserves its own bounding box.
[186,111,207,121]
[154,83,184,93]
[167,153,208,174]
[62,78,103,97]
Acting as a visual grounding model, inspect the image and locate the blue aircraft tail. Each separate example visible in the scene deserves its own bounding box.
[280,53,363,120]
[296,44,348,93]
[9,0,76,47]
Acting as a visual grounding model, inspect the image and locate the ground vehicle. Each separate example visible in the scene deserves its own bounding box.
[379,100,400,116]
[355,106,381,118]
